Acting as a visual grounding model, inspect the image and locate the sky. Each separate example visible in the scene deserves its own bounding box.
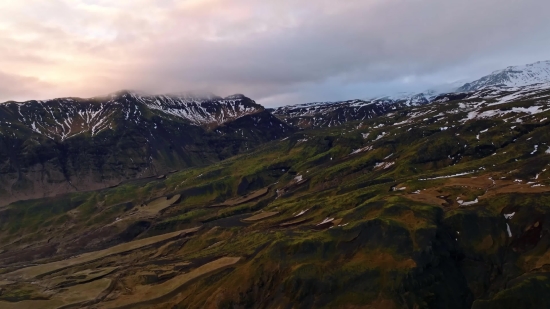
[1,0,550,107]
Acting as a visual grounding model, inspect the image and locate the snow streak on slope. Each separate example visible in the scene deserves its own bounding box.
[5,99,121,141]
[0,92,264,141]
[129,93,261,126]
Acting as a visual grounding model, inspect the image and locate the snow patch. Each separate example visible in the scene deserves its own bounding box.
[350,145,373,155]
[294,209,309,217]
[374,161,395,170]
[374,132,387,141]
[317,217,334,225]
[419,171,475,181]
[458,198,478,206]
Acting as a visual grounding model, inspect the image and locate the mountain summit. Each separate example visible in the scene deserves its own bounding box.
[458,60,550,92]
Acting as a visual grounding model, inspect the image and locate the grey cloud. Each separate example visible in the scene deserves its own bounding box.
[115,0,550,105]
[0,72,54,102]
[2,0,550,106]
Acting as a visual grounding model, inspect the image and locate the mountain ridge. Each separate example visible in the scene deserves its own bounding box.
[0,92,293,206]
[458,60,550,92]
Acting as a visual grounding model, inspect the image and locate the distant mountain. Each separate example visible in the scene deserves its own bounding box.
[273,77,550,129]
[273,98,403,128]
[0,91,293,205]
[366,60,550,105]
[368,81,466,106]
[433,81,550,104]
[371,92,427,106]
[272,91,445,129]
[458,60,550,92]
[422,80,470,99]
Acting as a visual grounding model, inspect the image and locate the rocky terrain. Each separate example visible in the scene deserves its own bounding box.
[2,61,550,308]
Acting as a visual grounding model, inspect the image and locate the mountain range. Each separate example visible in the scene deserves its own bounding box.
[2,59,550,308]
[1,60,550,204]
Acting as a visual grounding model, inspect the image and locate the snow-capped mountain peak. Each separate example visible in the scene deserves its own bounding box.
[458,60,550,92]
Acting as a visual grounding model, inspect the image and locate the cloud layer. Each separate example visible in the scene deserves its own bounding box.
[2,0,550,106]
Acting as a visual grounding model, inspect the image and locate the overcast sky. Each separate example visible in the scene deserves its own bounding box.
[1,0,550,106]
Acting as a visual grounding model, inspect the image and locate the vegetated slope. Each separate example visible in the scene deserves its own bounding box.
[3,83,550,308]
[458,60,550,92]
[0,91,293,206]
